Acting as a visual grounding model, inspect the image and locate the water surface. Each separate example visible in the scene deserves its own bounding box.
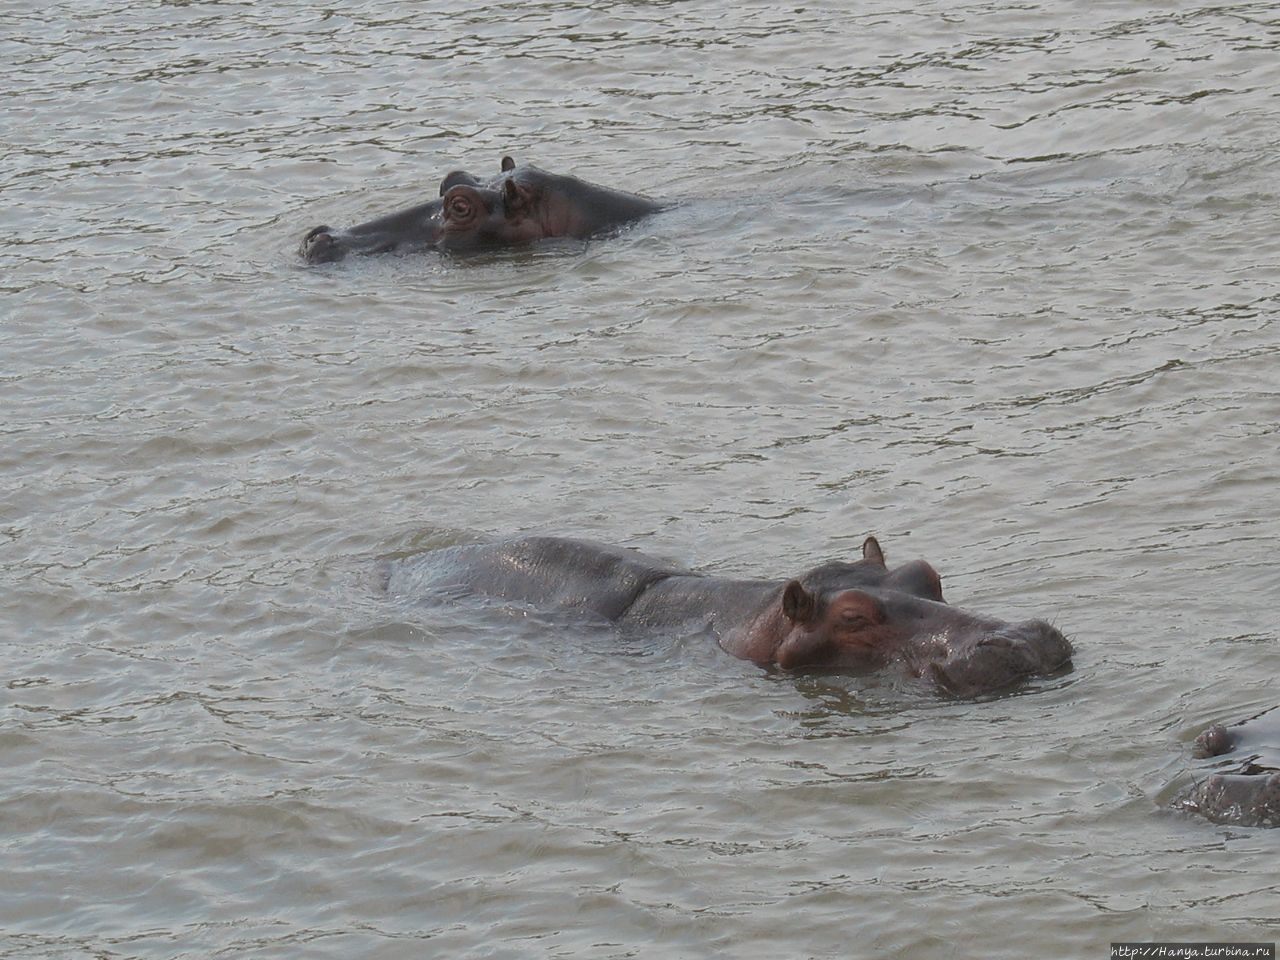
[3,1,1279,957]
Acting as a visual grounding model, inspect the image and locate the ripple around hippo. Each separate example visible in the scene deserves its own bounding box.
[384,534,1073,697]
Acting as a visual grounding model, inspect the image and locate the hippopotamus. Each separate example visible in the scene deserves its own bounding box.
[383,535,1073,696]
[300,156,663,263]
[1178,706,1280,827]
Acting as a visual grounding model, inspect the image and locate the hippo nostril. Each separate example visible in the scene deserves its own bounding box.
[978,635,1016,649]
[300,226,346,264]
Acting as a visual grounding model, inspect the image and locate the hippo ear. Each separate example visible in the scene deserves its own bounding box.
[862,536,886,566]
[781,580,816,625]
[501,156,516,172]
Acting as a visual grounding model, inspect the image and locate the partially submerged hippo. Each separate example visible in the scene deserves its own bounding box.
[384,535,1073,696]
[300,156,663,263]
[1178,706,1280,827]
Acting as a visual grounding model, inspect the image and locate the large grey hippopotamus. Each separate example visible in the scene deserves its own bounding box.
[1178,706,1280,827]
[300,156,663,263]
[384,535,1073,696]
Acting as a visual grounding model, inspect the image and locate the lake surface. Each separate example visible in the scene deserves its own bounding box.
[3,1,1278,957]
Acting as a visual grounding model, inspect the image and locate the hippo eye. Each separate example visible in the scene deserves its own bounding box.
[839,611,872,629]
[445,194,475,221]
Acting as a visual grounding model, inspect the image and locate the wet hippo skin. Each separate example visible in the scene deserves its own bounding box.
[385,535,1074,696]
[301,156,664,262]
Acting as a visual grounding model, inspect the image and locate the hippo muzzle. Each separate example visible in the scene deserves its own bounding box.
[913,619,1073,696]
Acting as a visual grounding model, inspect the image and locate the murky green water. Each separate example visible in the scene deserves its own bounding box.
[3,1,1278,957]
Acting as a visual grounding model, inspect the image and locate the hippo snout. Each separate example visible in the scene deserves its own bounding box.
[982,620,1070,657]
[928,619,1072,696]
[300,225,344,264]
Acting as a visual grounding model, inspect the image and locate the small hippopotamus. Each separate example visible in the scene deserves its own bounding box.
[1178,707,1280,827]
[384,535,1073,696]
[300,156,663,263]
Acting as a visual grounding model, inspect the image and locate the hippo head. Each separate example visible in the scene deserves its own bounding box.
[769,537,1073,695]
[1178,711,1280,827]
[296,158,527,263]
[435,154,609,252]
[438,157,542,252]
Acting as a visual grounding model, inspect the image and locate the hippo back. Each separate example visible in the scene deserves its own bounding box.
[511,162,663,234]
[385,536,690,621]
